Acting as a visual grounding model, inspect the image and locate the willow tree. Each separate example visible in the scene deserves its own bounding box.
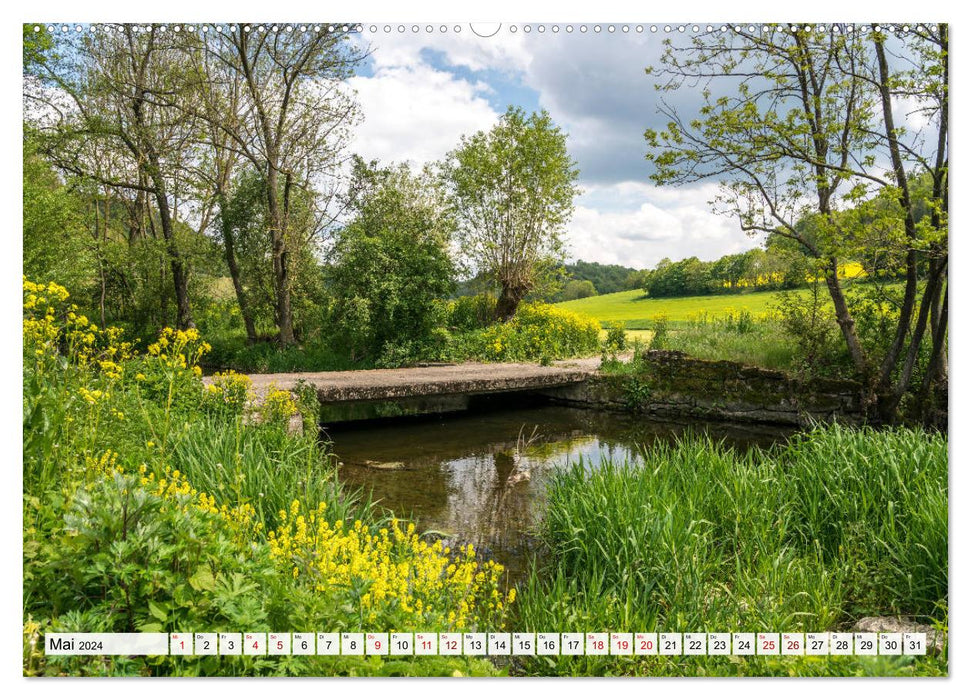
[645,24,947,422]
[445,106,580,321]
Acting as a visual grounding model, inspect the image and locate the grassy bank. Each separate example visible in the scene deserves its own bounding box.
[561,290,801,371]
[203,300,603,372]
[514,425,948,676]
[648,311,799,371]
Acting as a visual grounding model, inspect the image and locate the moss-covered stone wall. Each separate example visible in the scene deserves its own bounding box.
[541,350,863,427]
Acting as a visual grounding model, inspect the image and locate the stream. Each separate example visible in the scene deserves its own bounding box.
[326,403,794,584]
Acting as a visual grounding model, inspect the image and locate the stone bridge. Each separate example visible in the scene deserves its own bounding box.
[240,357,604,424]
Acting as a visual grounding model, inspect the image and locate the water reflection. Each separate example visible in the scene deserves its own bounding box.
[328,405,791,582]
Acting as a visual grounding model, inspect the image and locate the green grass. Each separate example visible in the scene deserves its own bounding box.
[563,289,825,371]
[514,424,948,676]
[556,288,790,326]
[166,418,370,532]
[203,333,366,374]
[654,313,800,370]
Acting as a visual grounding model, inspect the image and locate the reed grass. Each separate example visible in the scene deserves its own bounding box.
[514,424,947,676]
[167,418,373,531]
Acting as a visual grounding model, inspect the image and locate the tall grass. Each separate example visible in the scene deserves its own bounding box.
[652,311,799,370]
[515,424,947,676]
[167,419,372,532]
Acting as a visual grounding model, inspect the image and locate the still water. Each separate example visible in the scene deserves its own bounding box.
[327,403,791,582]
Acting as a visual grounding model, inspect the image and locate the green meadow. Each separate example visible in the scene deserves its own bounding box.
[555,288,791,327]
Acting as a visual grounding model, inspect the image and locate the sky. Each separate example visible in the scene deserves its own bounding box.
[23,21,926,272]
[344,24,760,270]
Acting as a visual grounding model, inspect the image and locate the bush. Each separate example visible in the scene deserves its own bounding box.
[649,314,668,349]
[325,159,456,363]
[775,285,849,375]
[603,322,627,353]
[202,370,253,418]
[447,293,497,332]
[458,302,601,362]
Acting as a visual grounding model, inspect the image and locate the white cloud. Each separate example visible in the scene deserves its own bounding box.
[565,182,761,269]
[345,33,768,268]
[346,63,499,166]
[358,29,531,74]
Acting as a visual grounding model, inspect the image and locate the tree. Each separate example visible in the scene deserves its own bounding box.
[22,133,90,294]
[445,106,580,320]
[326,158,456,361]
[645,25,947,421]
[28,24,200,329]
[563,260,637,295]
[201,26,361,346]
[557,279,598,302]
[185,40,258,343]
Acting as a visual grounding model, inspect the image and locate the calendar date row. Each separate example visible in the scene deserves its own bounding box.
[46,631,929,657]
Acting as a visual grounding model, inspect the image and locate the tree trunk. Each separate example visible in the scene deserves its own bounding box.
[930,275,948,382]
[218,197,258,344]
[823,258,867,375]
[919,281,948,424]
[265,166,296,346]
[495,282,524,322]
[894,260,945,396]
[873,31,921,390]
[148,161,194,330]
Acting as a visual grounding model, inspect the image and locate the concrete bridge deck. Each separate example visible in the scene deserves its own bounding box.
[242,357,604,403]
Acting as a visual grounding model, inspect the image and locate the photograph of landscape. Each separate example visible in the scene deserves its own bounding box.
[22,20,948,678]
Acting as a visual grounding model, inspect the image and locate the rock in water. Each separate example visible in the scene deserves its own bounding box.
[506,469,530,485]
[362,460,407,471]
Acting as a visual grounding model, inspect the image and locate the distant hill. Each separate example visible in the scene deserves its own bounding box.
[454,261,640,301]
[563,261,639,296]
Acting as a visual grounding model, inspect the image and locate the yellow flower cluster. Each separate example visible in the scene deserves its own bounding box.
[23,277,133,368]
[132,465,263,545]
[203,370,253,411]
[78,387,107,405]
[83,450,121,481]
[479,302,601,361]
[22,278,70,309]
[147,327,211,372]
[268,502,512,629]
[22,279,69,350]
[259,386,298,425]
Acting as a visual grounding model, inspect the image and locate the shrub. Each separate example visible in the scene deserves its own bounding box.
[649,314,668,348]
[603,322,627,353]
[259,386,299,427]
[448,293,497,332]
[460,302,601,362]
[202,370,253,418]
[269,505,510,630]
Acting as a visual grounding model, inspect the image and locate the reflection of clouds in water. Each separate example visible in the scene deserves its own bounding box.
[338,429,628,577]
[331,406,791,580]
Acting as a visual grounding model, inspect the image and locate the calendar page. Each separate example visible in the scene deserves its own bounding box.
[20,7,949,683]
